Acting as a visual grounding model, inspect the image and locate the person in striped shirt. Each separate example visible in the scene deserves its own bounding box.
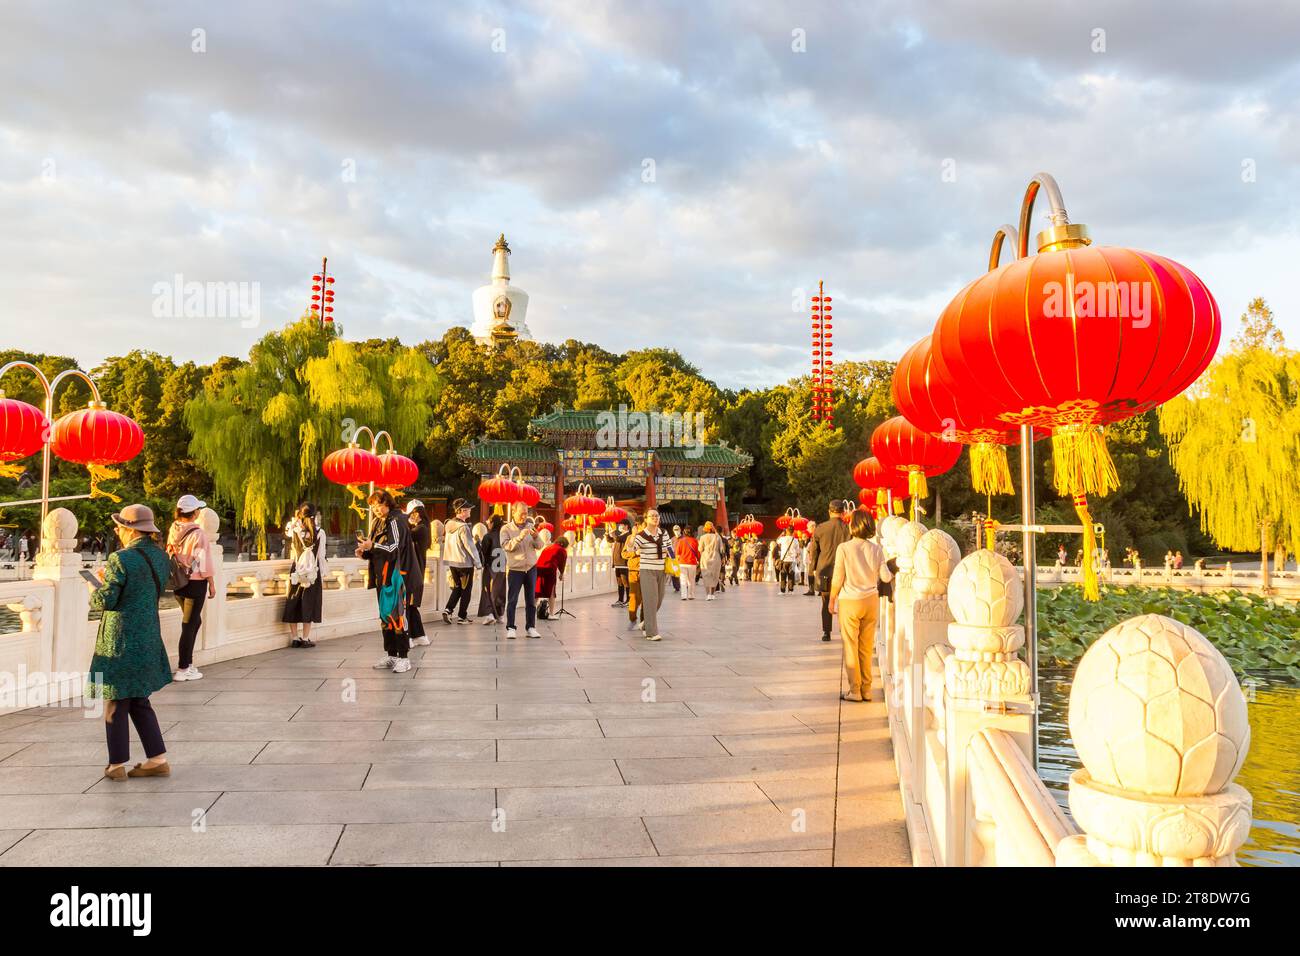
[624,508,674,641]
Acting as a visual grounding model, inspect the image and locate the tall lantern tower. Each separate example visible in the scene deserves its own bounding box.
[810,281,834,426]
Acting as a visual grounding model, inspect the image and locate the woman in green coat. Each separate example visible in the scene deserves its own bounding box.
[87,504,175,781]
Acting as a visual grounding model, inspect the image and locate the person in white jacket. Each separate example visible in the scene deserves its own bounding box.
[441,498,482,625]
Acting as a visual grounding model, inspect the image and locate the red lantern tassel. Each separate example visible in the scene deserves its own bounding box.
[345,483,368,520]
[969,442,1014,496]
[0,462,25,479]
[907,467,927,500]
[1051,423,1119,498]
[1073,494,1101,602]
[87,464,123,503]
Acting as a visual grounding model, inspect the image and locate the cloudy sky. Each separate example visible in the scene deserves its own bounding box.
[3,1,1298,389]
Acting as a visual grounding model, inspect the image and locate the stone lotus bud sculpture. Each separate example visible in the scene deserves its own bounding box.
[1057,614,1252,867]
[911,528,960,597]
[41,507,78,553]
[944,549,1029,700]
[893,520,927,573]
[198,507,220,540]
[879,514,907,558]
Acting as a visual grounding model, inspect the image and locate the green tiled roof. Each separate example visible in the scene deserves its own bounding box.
[456,439,556,463]
[529,408,607,432]
[653,445,753,467]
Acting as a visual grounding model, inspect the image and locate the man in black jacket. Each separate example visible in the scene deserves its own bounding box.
[805,500,850,641]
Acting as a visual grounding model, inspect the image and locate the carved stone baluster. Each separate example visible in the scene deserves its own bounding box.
[1056,614,1252,867]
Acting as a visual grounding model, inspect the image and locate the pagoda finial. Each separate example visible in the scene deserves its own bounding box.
[493,233,510,254]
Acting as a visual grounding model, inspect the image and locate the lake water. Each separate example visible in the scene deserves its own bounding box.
[1038,668,1299,867]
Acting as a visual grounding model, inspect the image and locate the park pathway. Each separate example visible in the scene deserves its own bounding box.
[0,579,910,866]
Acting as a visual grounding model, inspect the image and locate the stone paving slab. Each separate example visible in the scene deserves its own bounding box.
[85,763,370,793]
[206,788,494,825]
[330,818,655,865]
[0,825,343,866]
[496,782,772,820]
[252,739,497,764]
[363,759,624,790]
[495,736,729,762]
[0,741,267,767]
[0,792,222,829]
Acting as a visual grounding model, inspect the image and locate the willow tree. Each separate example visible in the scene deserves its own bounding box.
[1158,299,1300,581]
[186,316,441,556]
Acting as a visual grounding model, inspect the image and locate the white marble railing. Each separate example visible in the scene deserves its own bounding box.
[874,514,1255,867]
[0,509,616,714]
[1035,563,1299,595]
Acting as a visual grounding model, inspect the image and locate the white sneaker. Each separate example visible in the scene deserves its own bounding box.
[372,656,395,669]
[646,633,662,642]
[526,627,541,638]
[173,666,202,682]
[638,621,645,631]
[505,628,517,639]
[392,658,412,673]
[411,635,431,646]
[481,616,496,625]
[455,618,472,626]
[706,594,715,601]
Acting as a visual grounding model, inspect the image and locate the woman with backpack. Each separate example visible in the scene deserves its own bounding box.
[626,508,674,642]
[166,494,215,682]
[283,502,327,648]
[406,500,432,646]
[358,489,419,673]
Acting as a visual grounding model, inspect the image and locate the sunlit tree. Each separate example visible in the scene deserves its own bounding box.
[1159,299,1300,578]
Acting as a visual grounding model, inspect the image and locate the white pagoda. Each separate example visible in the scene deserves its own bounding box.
[470,234,532,345]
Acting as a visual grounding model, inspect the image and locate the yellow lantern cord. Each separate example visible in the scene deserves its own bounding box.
[1074,494,1101,601]
[907,467,928,500]
[87,464,123,503]
[1051,423,1118,603]
[970,442,1014,496]
[345,483,368,520]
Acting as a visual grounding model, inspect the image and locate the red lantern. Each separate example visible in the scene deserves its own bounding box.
[0,396,49,477]
[931,245,1219,496]
[517,482,541,507]
[537,521,555,535]
[51,403,144,500]
[323,443,381,486]
[852,456,889,490]
[561,518,578,533]
[893,337,1020,496]
[792,516,809,533]
[870,416,960,501]
[478,465,520,512]
[377,452,418,491]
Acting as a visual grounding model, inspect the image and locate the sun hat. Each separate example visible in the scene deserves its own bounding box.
[111,504,160,534]
[176,494,206,512]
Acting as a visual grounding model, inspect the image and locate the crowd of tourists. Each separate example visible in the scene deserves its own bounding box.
[79,490,898,783]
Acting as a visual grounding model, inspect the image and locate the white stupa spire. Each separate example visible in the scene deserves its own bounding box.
[471,233,532,345]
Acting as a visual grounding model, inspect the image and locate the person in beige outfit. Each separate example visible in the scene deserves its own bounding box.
[828,511,895,702]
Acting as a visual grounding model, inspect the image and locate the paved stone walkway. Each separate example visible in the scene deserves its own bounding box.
[0,581,910,866]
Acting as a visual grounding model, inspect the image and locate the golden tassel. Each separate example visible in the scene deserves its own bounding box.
[892,497,904,515]
[1073,494,1101,602]
[87,464,123,503]
[907,468,928,500]
[970,442,1014,496]
[0,461,26,479]
[1051,424,1119,498]
[345,483,368,520]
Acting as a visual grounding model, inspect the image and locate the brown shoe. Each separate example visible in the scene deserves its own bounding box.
[104,765,127,781]
[128,761,171,777]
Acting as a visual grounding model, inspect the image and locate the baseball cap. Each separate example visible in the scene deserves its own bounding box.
[176,494,206,512]
[405,499,426,514]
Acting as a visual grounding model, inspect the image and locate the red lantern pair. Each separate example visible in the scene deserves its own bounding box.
[870,416,960,503]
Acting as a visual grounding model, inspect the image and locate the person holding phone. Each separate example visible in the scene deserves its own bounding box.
[500,501,541,639]
[357,490,419,672]
[86,504,175,781]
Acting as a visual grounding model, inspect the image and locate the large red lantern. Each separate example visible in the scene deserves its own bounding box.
[478,464,520,514]
[322,443,381,486]
[517,482,541,507]
[51,402,145,501]
[870,416,960,502]
[893,337,1020,496]
[0,396,49,477]
[377,451,418,492]
[930,174,1222,598]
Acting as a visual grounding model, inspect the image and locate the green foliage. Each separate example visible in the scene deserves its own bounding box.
[186,316,440,551]
[1037,585,1300,678]
[1159,299,1300,561]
